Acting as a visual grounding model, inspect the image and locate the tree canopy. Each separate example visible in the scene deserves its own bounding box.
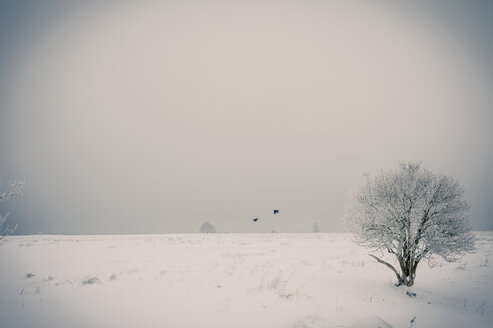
[344,162,475,286]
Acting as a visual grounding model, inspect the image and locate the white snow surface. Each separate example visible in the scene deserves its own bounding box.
[0,232,491,328]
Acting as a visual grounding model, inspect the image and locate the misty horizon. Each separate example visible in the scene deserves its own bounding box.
[1,1,492,235]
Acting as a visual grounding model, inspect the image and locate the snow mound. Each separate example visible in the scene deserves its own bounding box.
[350,316,392,328]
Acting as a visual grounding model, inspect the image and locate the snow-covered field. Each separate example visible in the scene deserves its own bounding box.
[0,232,491,328]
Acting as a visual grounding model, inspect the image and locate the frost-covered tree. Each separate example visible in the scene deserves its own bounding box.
[199,221,216,234]
[312,222,319,233]
[0,178,25,241]
[344,162,475,287]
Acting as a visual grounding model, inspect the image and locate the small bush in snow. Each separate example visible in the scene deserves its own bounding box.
[82,276,101,285]
[0,178,25,241]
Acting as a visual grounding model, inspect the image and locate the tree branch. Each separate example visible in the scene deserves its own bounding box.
[369,254,403,285]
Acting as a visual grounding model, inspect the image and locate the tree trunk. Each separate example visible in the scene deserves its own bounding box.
[370,254,419,287]
[397,256,418,287]
[369,254,420,287]
[402,275,414,287]
[369,254,404,286]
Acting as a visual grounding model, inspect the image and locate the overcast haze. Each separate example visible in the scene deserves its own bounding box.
[1,0,492,234]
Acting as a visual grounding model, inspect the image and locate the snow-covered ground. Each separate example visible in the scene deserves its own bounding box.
[0,232,491,328]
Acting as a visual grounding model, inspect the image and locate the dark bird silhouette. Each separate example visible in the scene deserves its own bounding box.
[273,210,279,214]
[253,218,259,222]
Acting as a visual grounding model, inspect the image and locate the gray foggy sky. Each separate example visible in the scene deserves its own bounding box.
[1,0,492,234]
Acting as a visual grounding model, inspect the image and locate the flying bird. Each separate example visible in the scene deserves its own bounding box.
[273,210,279,214]
[253,218,259,222]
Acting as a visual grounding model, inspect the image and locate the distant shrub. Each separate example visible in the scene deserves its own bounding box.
[82,276,101,285]
[199,221,216,233]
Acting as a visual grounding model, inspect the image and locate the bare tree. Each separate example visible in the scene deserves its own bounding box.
[199,221,216,234]
[344,162,475,286]
[0,178,25,241]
